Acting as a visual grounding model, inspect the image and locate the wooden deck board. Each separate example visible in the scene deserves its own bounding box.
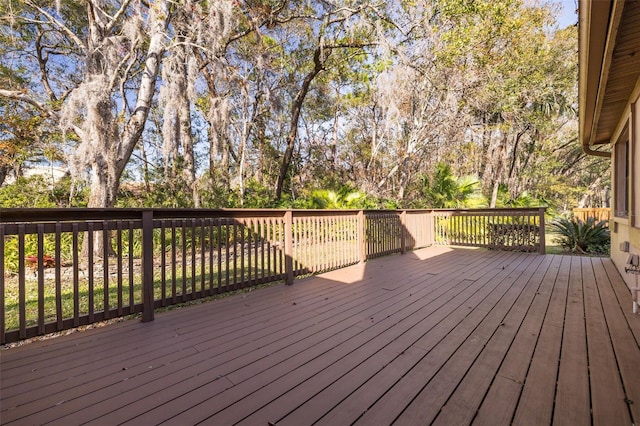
[506,255,571,425]
[254,256,526,426]
[393,254,546,425]
[430,255,556,425]
[106,272,464,424]
[311,258,525,426]
[551,255,591,425]
[31,250,495,425]
[178,252,515,425]
[352,253,534,425]
[2,247,639,426]
[592,258,640,421]
[123,251,508,425]
[471,255,562,425]
[582,257,631,425]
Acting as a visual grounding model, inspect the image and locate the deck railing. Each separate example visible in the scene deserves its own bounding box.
[0,207,545,344]
[432,208,546,253]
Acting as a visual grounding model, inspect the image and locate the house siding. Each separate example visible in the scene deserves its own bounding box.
[611,91,640,290]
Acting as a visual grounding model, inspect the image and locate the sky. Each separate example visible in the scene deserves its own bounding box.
[557,0,578,28]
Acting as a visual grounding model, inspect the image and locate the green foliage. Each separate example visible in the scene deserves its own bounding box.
[0,176,54,208]
[0,174,88,273]
[2,232,77,273]
[198,182,237,209]
[550,217,610,255]
[299,186,378,209]
[494,186,546,208]
[416,163,486,208]
[235,179,283,209]
[117,163,203,208]
[0,174,87,208]
[53,175,89,207]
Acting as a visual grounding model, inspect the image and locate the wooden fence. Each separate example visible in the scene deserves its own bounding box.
[0,207,544,344]
[573,207,611,223]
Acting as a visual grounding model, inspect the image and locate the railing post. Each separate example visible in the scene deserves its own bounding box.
[400,210,407,254]
[538,207,546,255]
[358,210,366,263]
[284,210,294,285]
[427,211,435,246]
[142,210,155,322]
[0,224,5,345]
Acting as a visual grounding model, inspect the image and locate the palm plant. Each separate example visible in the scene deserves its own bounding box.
[421,163,486,208]
[495,184,546,208]
[306,186,376,209]
[550,216,610,255]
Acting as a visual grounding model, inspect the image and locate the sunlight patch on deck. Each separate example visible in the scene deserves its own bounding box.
[315,262,366,284]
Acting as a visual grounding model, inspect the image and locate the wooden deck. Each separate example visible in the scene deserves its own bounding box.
[1,246,639,425]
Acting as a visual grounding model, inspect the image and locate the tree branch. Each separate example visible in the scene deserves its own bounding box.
[109,38,139,93]
[24,0,86,50]
[35,31,58,102]
[103,0,134,34]
[0,89,51,115]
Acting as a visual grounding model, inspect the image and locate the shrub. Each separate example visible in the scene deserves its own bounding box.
[0,174,88,208]
[550,216,610,255]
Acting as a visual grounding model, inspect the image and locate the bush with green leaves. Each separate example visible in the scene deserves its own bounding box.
[0,174,88,208]
[550,216,610,255]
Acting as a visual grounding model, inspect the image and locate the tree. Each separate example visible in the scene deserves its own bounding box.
[0,101,47,185]
[433,0,578,207]
[160,8,197,206]
[0,0,604,215]
[1,0,171,208]
[272,1,382,201]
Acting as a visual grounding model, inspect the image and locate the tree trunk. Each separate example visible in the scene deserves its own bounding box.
[139,139,151,193]
[256,114,267,185]
[77,0,170,258]
[237,118,249,206]
[175,38,198,207]
[397,151,412,201]
[275,45,328,201]
[109,0,171,207]
[489,134,507,208]
[507,129,527,180]
[205,93,231,192]
[477,118,491,181]
[490,179,500,208]
[0,165,9,186]
[506,128,529,195]
[578,176,602,208]
[84,155,117,258]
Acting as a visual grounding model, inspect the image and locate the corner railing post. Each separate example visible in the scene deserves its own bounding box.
[538,207,546,255]
[400,210,407,254]
[358,210,366,263]
[142,210,155,322]
[284,210,294,285]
